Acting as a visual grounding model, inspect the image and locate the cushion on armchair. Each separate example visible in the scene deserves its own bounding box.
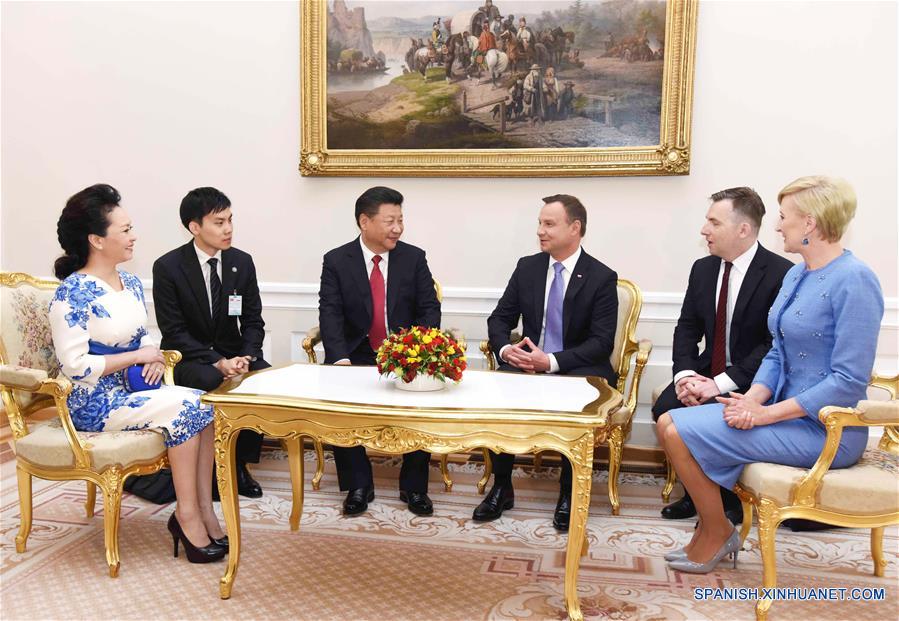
[15,418,167,471]
[738,447,899,515]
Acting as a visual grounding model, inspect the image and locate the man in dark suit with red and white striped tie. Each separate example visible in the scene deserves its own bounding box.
[318,186,442,517]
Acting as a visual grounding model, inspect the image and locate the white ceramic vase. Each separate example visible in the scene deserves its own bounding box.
[394,373,446,392]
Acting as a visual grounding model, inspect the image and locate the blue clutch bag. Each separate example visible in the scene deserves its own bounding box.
[123,364,161,392]
[89,340,161,393]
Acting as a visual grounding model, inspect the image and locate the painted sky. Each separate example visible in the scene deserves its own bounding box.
[341,0,608,21]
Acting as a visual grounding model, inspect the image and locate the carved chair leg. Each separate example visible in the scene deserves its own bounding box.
[478,448,492,494]
[439,454,453,492]
[871,526,886,577]
[607,427,624,516]
[739,499,753,545]
[662,457,676,503]
[580,529,589,558]
[311,438,325,492]
[755,499,780,621]
[533,452,544,470]
[15,466,33,553]
[85,481,97,518]
[100,469,125,578]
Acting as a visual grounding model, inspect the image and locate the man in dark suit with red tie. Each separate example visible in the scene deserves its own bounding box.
[652,187,792,523]
[152,187,270,499]
[318,186,442,517]
[474,194,619,531]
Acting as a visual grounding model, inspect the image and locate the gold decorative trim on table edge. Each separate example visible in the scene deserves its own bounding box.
[299,0,698,177]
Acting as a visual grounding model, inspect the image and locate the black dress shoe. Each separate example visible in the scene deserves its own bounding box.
[553,492,571,532]
[343,486,375,516]
[212,462,263,501]
[661,496,697,520]
[473,483,514,522]
[725,506,744,526]
[399,490,433,516]
[209,534,229,551]
[167,514,226,563]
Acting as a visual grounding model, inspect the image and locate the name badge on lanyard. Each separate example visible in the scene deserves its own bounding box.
[228,293,242,316]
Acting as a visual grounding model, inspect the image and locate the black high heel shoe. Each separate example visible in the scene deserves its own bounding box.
[167,514,226,563]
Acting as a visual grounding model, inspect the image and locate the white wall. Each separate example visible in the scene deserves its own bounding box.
[2,1,897,445]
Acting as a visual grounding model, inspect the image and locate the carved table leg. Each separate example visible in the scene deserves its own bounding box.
[215,414,241,599]
[311,438,325,491]
[477,448,492,494]
[439,454,453,492]
[564,433,594,621]
[284,436,305,531]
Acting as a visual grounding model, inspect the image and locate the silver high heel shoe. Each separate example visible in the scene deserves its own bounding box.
[664,547,688,561]
[667,529,741,574]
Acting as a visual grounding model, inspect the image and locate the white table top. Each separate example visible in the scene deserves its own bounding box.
[222,364,607,415]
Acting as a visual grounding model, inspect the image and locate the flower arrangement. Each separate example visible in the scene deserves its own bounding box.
[376,326,467,384]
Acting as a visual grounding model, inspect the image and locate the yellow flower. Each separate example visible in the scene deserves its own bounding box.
[422,335,433,344]
[447,346,455,355]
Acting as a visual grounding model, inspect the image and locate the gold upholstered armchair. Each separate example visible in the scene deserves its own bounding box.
[734,373,899,621]
[444,278,651,514]
[1,271,179,577]
[300,278,465,495]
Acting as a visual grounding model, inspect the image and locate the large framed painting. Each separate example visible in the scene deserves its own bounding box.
[301,0,697,176]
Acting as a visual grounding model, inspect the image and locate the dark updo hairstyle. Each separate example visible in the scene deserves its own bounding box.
[54,184,121,279]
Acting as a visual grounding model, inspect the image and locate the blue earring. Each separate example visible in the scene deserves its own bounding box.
[801,238,809,246]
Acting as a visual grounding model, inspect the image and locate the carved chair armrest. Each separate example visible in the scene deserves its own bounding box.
[32,376,91,469]
[303,326,322,364]
[479,331,522,372]
[0,365,49,391]
[791,400,899,506]
[870,373,898,400]
[445,328,467,351]
[621,339,652,415]
[162,350,181,386]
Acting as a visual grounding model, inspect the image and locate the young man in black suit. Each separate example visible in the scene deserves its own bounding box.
[652,187,792,523]
[152,187,269,498]
[319,186,441,517]
[475,194,619,531]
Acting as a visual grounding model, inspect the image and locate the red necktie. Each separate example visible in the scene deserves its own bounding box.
[368,255,387,351]
[711,261,733,376]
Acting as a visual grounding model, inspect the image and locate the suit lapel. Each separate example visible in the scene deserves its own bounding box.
[532,253,550,336]
[219,249,236,325]
[386,244,404,325]
[703,258,720,325]
[562,251,588,337]
[730,245,767,342]
[179,243,214,331]
[348,238,373,322]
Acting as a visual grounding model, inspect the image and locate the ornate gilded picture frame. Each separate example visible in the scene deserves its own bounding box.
[301,0,697,177]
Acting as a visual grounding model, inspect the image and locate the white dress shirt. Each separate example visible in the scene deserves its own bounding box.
[674,241,759,394]
[193,242,223,317]
[501,246,582,374]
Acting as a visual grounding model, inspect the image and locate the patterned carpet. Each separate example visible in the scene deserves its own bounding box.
[1,441,897,621]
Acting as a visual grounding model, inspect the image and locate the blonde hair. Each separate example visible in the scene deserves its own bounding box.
[777,175,857,243]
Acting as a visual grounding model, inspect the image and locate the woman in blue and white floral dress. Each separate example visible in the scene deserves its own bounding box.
[50,184,226,563]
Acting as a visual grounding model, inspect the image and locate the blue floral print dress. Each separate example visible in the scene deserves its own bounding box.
[49,271,213,447]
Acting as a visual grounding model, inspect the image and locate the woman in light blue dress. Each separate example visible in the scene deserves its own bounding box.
[656,176,884,573]
[50,184,226,563]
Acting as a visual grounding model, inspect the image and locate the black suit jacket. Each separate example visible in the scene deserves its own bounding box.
[153,242,266,365]
[319,238,441,364]
[488,249,618,381]
[672,243,792,389]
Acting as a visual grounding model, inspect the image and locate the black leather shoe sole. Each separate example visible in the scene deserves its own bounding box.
[343,488,375,516]
[399,491,434,516]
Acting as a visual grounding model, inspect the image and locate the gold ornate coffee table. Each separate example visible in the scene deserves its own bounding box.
[204,364,621,621]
